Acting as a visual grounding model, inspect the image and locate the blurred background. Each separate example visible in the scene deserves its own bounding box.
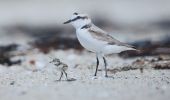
[0,1,170,100]
[0,0,170,65]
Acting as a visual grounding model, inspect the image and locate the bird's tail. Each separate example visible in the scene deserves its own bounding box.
[127,44,142,53]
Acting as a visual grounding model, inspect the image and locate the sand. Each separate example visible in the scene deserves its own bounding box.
[0,50,170,100]
[0,1,170,99]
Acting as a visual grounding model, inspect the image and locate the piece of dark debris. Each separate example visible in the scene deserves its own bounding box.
[0,44,22,66]
[153,63,170,70]
[10,81,15,85]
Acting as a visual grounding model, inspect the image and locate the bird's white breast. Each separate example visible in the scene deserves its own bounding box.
[76,29,134,55]
[76,29,106,53]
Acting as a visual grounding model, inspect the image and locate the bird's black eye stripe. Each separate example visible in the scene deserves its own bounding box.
[71,16,87,22]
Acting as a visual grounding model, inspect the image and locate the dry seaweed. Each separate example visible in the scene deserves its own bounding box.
[99,56,170,74]
[30,37,83,53]
[154,63,170,69]
[119,37,170,58]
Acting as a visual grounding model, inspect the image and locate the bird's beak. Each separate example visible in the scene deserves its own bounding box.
[63,19,72,24]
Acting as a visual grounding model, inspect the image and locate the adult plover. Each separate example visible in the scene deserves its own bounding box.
[49,58,68,81]
[64,13,138,77]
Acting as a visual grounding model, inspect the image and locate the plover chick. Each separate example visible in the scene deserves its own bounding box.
[64,12,139,77]
[49,58,68,81]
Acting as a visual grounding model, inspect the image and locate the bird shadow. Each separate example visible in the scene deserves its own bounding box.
[106,76,115,79]
[54,78,77,82]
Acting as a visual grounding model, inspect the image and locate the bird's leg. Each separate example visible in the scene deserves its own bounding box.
[94,56,99,76]
[103,57,108,77]
[58,72,63,81]
[63,70,68,80]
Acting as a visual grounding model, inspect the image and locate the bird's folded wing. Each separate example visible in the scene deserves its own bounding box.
[89,25,135,48]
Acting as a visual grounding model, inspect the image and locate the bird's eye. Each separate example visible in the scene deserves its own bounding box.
[73,12,78,15]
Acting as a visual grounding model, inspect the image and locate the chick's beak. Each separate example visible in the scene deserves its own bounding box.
[63,19,72,24]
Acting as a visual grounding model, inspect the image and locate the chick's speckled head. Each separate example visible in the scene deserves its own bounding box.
[49,58,60,64]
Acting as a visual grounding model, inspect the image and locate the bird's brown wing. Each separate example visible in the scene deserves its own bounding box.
[89,25,135,48]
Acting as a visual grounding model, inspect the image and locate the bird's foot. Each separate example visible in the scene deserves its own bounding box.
[66,78,76,82]
[91,75,98,80]
[105,74,108,78]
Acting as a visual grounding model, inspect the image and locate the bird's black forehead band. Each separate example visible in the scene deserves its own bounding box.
[71,16,87,22]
